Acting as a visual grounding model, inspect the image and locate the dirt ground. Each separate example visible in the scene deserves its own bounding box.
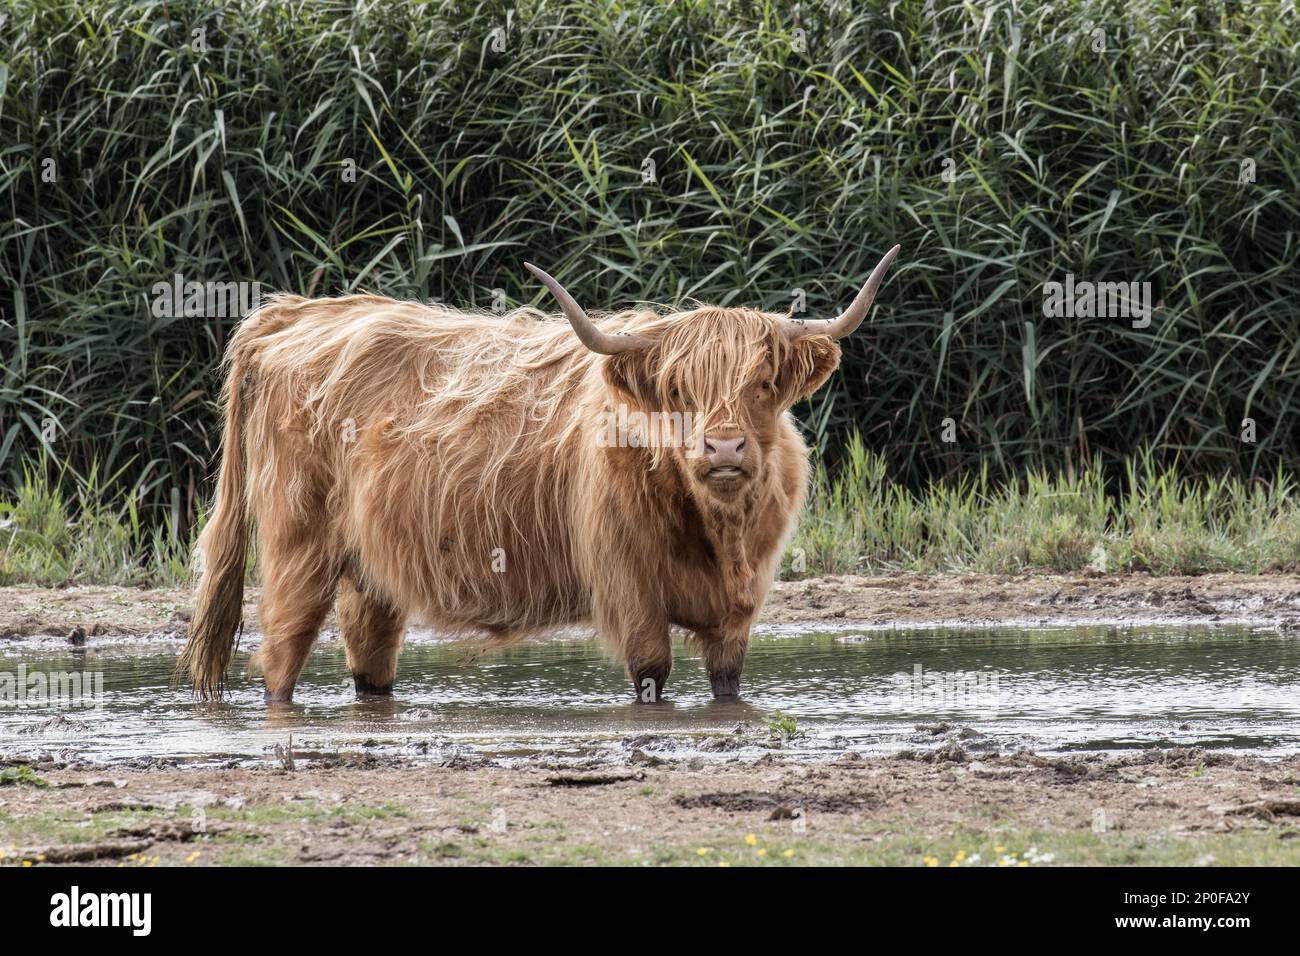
[3,751,1300,866]
[4,572,1300,866]
[4,571,1300,640]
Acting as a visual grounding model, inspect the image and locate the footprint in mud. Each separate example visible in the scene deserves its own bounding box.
[907,723,1001,760]
[673,790,874,816]
[17,714,90,736]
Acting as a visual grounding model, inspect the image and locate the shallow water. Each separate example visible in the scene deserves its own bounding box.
[2,624,1299,766]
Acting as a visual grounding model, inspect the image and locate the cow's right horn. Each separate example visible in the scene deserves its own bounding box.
[524,262,653,355]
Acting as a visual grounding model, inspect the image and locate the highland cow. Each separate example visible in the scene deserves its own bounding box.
[181,247,900,702]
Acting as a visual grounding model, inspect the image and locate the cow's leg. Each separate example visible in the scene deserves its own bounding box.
[254,533,337,703]
[627,633,673,704]
[337,578,406,696]
[589,541,672,701]
[596,599,671,703]
[626,642,670,702]
[696,628,749,698]
[256,578,334,703]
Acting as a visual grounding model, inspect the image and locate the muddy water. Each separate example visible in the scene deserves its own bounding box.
[2,624,1298,766]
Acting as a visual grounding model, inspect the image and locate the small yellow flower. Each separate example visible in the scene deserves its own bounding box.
[954,850,967,862]
[718,861,731,868]
[696,847,712,856]
[755,848,767,858]
[923,855,939,867]
[783,849,795,859]
[35,853,46,862]
[994,845,1005,853]
[1018,860,1030,867]
[21,860,32,867]
[745,834,757,846]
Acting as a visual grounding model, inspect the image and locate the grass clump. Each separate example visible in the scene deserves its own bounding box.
[0,766,49,788]
[0,459,195,587]
[766,711,801,743]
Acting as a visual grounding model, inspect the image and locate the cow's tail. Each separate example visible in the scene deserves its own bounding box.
[180,350,252,700]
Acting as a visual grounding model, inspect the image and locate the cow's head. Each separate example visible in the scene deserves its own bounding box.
[525,247,900,505]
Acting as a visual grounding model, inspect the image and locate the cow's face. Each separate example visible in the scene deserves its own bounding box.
[525,246,900,504]
[600,314,842,503]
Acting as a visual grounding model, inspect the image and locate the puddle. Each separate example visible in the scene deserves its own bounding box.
[2,624,1298,767]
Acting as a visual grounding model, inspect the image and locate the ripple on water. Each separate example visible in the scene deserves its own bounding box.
[1,624,1298,766]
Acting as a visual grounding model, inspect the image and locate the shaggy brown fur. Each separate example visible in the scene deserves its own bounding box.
[182,292,844,701]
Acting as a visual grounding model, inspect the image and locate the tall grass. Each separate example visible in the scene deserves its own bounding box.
[0,458,195,586]
[789,434,1300,576]
[2,0,1298,531]
[3,439,1297,586]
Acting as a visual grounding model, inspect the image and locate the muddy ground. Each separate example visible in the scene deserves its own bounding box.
[3,751,1300,866]
[4,571,1300,640]
[4,572,1300,866]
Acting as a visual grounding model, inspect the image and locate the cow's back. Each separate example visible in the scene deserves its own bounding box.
[233,294,600,635]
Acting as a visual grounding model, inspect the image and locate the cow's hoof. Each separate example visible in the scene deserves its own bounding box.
[631,669,670,704]
[709,672,741,699]
[354,674,394,697]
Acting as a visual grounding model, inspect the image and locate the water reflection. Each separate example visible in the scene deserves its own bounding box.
[1,624,1297,764]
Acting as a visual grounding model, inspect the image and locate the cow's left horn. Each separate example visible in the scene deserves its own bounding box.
[784,244,902,340]
[524,262,654,354]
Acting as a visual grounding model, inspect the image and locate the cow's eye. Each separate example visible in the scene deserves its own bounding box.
[760,380,772,392]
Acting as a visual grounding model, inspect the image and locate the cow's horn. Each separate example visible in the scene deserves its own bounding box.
[524,262,653,354]
[784,245,902,340]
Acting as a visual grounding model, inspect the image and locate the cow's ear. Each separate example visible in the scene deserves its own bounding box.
[779,335,842,404]
[603,350,660,407]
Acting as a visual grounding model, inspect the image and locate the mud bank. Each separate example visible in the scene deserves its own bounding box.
[4,572,1300,641]
[3,751,1299,866]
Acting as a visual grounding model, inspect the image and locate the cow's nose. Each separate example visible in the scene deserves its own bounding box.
[704,435,747,468]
